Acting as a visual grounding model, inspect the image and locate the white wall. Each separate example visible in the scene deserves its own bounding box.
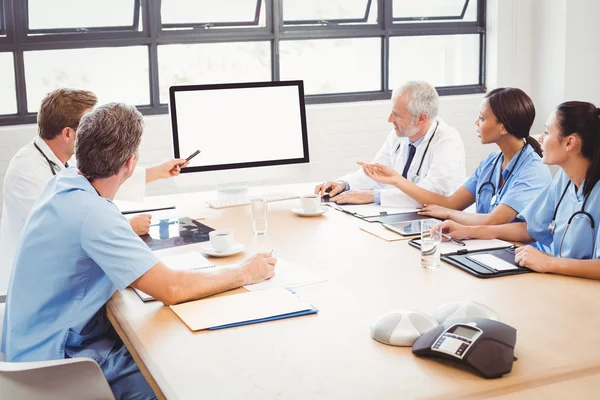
[530,0,600,135]
[0,0,568,216]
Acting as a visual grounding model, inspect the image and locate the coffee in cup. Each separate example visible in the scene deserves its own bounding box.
[209,229,235,252]
[300,194,320,213]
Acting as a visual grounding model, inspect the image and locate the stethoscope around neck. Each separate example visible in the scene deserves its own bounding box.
[548,181,596,259]
[394,121,439,182]
[477,142,528,203]
[34,142,62,176]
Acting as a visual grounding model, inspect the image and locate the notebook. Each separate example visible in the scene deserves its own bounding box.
[327,203,420,218]
[170,288,318,331]
[409,238,513,255]
[408,238,530,278]
[133,251,218,302]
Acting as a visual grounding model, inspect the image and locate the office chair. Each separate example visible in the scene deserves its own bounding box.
[0,298,115,399]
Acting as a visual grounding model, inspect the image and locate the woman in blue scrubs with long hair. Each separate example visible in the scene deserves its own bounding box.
[442,101,600,279]
[359,87,552,226]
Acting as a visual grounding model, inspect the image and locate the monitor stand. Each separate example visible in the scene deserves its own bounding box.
[217,181,249,203]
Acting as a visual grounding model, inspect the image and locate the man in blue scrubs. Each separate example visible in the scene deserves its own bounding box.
[1,103,277,399]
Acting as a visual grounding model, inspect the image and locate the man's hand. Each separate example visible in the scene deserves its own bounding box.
[440,220,472,241]
[330,190,374,205]
[358,161,402,186]
[515,245,553,272]
[146,159,189,183]
[129,214,152,236]
[238,253,277,285]
[315,181,346,197]
[419,204,451,220]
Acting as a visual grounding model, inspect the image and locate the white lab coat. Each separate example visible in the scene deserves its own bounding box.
[339,118,467,208]
[0,136,147,293]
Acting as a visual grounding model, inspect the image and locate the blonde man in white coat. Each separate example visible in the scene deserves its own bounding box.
[316,80,466,208]
[0,89,186,294]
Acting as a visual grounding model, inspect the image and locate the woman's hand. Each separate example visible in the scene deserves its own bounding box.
[514,245,554,273]
[419,204,451,220]
[440,220,472,241]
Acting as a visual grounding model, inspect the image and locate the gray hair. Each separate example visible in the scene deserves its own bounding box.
[391,80,439,120]
[76,102,144,180]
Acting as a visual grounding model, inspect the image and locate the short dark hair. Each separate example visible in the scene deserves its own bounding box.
[37,88,98,140]
[75,103,144,181]
[485,88,542,157]
[555,101,600,197]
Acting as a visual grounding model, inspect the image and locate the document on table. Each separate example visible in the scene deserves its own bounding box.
[243,259,326,291]
[327,203,419,218]
[467,254,518,271]
[170,288,316,331]
[133,252,217,302]
[438,239,513,255]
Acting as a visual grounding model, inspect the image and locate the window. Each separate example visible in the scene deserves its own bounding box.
[24,47,149,112]
[0,0,486,125]
[279,39,380,94]
[27,0,141,33]
[161,0,265,29]
[0,53,16,114]
[392,0,476,22]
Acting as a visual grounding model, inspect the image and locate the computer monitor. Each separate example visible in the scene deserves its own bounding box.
[169,80,309,175]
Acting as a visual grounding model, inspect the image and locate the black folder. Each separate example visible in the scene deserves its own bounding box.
[408,238,531,279]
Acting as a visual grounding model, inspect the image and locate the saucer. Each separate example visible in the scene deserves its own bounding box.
[198,242,246,257]
[291,206,328,217]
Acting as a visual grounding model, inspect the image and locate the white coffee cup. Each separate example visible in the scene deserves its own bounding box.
[300,194,320,213]
[209,229,236,252]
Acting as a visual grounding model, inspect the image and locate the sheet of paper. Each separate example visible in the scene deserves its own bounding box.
[133,252,216,301]
[170,288,313,331]
[243,259,326,291]
[160,251,215,271]
[333,204,419,217]
[438,239,513,255]
[468,254,518,271]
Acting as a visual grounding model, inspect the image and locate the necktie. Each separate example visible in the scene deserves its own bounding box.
[402,144,416,179]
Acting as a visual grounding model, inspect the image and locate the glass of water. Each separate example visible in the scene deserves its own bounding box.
[250,197,268,235]
[421,220,442,269]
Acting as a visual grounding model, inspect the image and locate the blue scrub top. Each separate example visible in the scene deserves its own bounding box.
[464,145,552,215]
[1,168,159,364]
[518,170,600,259]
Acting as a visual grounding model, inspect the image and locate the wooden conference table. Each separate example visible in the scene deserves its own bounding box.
[107,183,600,400]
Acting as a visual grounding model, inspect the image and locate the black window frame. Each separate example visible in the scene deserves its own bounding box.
[0,0,486,126]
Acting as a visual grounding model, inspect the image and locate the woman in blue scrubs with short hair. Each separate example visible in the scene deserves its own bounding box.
[443,101,600,279]
[359,88,552,225]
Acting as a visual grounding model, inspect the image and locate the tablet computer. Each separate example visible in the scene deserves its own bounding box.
[382,219,438,237]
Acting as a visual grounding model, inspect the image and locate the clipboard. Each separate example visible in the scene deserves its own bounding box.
[408,238,531,278]
[326,203,430,224]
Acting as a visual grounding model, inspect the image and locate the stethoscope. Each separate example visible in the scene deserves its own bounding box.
[34,142,62,176]
[394,121,439,183]
[477,142,528,205]
[548,181,596,259]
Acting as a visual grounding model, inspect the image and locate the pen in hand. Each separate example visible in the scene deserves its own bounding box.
[441,233,466,246]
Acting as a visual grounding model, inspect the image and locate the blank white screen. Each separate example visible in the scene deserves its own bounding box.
[173,85,306,168]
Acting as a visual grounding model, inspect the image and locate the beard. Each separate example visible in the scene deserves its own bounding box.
[395,120,420,138]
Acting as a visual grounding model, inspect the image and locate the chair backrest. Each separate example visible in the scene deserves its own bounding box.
[0,357,115,400]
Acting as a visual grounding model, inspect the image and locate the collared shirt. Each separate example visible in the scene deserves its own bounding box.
[464,145,552,215]
[518,170,600,259]
[1,168,159,364]
[338,118,467,208]
[0,137,147,294]
[350,135,426,204]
